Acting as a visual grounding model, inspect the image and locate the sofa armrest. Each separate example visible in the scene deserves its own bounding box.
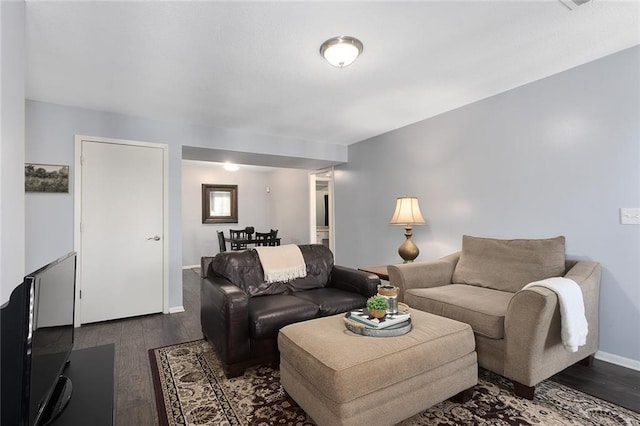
[388,252,460,302]
[504,261,601,385]
[201,256,215,278]
[329,265,380,298]
[201,275,250,365]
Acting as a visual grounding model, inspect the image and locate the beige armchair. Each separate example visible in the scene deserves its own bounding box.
[388,235,601,399]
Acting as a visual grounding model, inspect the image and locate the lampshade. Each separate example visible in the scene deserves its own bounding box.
[389,197,426,225]
[320,36,363,68]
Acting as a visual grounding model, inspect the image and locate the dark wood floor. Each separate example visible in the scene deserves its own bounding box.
[74,269,640,425]
[73,269,204,425]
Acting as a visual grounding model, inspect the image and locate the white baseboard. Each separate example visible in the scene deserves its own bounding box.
[182,264,199,270]
[595,350,640,371]
[168,306,185,314]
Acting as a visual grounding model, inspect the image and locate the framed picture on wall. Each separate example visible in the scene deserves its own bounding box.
[25,163,70,193]
[202,184,238,223]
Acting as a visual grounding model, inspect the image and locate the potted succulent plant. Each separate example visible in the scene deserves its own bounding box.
[367,295,389,319]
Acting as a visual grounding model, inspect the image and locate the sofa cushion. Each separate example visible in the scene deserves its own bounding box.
[211,244,335,297]
[452,235,566,293]
[286,244,334,292]
[292,288,366,316]
[212,250,289,297]
[404,284,513,339]
[248,295,320,339]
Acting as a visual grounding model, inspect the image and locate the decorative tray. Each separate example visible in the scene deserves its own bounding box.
[343,313,412,337]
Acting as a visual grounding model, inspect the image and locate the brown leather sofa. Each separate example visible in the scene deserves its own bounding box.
[200,244,380,378]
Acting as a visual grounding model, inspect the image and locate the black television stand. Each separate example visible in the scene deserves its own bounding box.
[41,375,72,425]
[50,344,115,426]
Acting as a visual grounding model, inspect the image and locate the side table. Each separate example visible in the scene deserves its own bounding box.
[358,265,389,281]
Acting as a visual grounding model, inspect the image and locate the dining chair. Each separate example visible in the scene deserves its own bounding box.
[229,229,247,251]
[254,231,271,246]
[270,229,280,246]
[255,230,278,246]
[217,231,227,253]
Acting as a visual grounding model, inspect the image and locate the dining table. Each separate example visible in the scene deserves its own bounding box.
[225,237,281,250]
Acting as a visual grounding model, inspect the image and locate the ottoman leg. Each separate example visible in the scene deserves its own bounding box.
[513,381,535,400]
[449,387,474,403]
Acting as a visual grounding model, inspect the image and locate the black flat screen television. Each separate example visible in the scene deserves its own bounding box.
[1,252,77,425]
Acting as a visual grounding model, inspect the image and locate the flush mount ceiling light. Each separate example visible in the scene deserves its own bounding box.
[223,162,240,172]
[319,36,363,68]
[558,0,591,10]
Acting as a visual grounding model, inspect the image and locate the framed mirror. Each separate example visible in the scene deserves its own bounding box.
[202,184,238,224]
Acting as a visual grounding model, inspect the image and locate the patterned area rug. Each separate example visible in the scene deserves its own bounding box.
[149,340,640,426]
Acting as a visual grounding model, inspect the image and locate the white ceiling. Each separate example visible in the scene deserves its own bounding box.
[25,1,639,147]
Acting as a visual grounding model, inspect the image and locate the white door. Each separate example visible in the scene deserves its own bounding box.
[79,139,165,323]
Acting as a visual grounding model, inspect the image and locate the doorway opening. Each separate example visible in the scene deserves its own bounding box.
[309,169,335,253]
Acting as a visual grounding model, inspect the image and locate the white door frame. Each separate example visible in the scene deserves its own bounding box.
[309,168,335,254]
[73,135,169,327]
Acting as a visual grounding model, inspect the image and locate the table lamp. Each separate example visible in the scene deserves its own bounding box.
[389,196,426,263]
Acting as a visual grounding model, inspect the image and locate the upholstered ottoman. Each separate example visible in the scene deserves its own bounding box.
[278,308,477,426]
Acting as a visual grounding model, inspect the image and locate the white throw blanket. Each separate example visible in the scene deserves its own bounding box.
[522,277,588,352]
[255,244,307,284]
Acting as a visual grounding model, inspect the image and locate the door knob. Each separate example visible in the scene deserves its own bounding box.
[147,236,161,241]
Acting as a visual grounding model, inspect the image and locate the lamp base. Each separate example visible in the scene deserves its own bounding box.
[398,226,419,263]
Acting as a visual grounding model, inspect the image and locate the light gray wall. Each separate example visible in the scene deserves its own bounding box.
[268,169,312,246]
[335,46,640,366]
[25,102,185,309]
[182,164,313,266]
[25,101,346,310]
[182,163,272,266]
[0,1,26,305]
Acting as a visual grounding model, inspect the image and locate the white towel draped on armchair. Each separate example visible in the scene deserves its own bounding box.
[522,277,588,352]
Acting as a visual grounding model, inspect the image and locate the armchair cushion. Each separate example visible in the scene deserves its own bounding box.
[452,235,566,293]
[405,284,512,339]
